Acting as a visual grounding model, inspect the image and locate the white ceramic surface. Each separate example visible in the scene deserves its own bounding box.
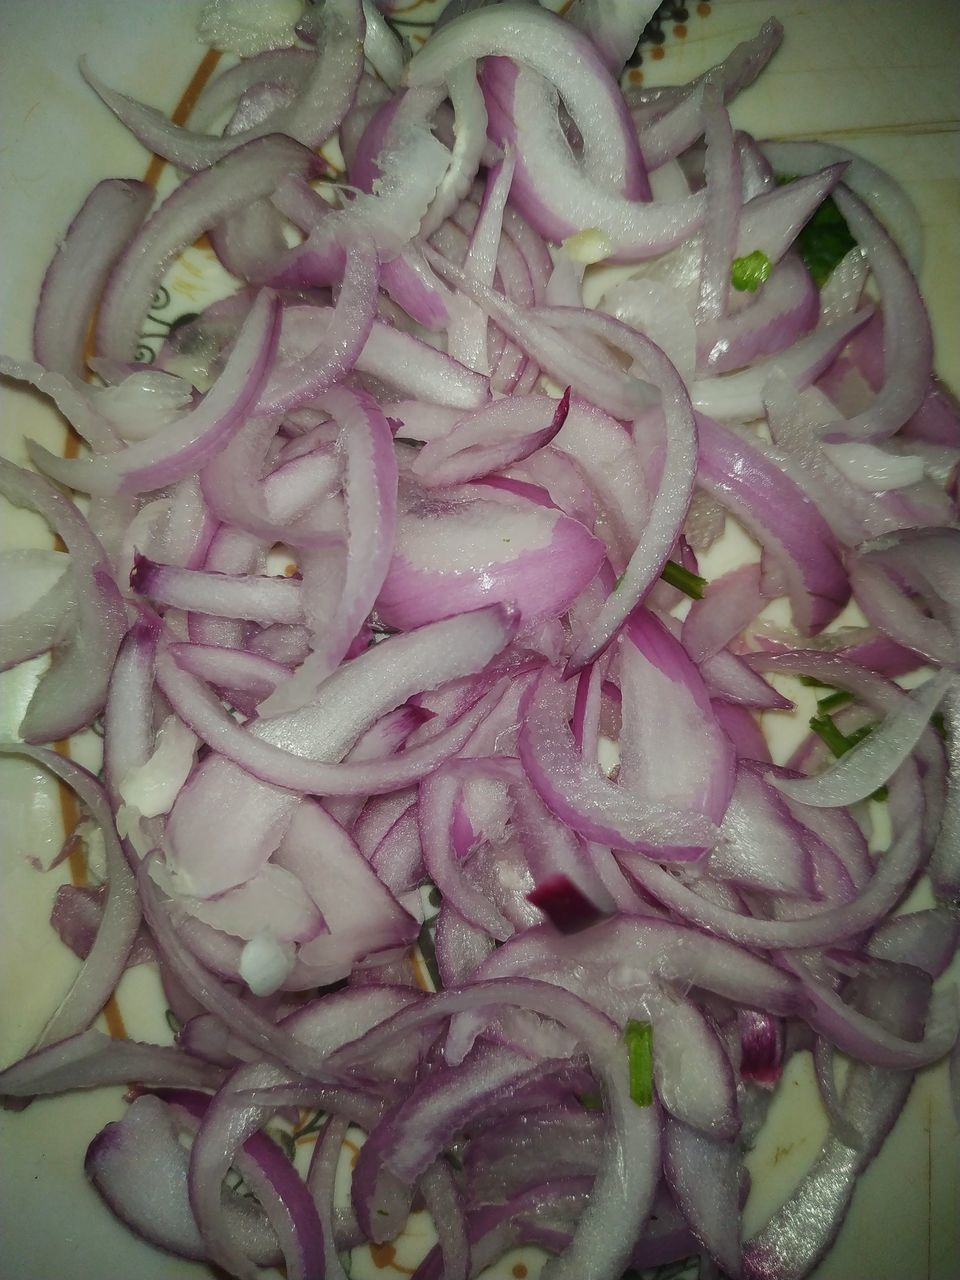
[1,3,958,1279]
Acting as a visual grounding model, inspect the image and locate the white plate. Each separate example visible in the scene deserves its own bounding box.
[1,3,958,1278]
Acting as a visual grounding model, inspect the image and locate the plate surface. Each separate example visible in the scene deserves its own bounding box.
[1,3,958,1279]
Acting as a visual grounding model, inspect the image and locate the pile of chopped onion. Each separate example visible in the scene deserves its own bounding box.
[1,2,959,1279]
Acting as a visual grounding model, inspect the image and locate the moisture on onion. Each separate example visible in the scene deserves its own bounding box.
[1,3,958,1280]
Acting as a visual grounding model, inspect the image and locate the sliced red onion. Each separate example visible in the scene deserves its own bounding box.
[708,765,817,899]
[447,148,517,372]
[481,59,702,258]
[760,139,924,272]
[103,613,162,802]
[618,610,736,849]
[132,553,303,625]
[50,884,154,967]
[664,1117,743,1276]
[411,390,570,488]
[848,529,960,667]
[376,486,603,633]
[33,178,153,376]
[164,861,323,946]
[185,1067,327,1280]
[82,0,363,172]
[519,667,719,856]
[163,753,298,898]
[0,1028,222,1098]
[420,60,489,238]
[118,712,197,818]
[568,0,658,74]
[364,318,489,408]
[419,1161,470,1280]
[189,48,316,132]
[268,92,452,283]
[2,8,958,1277]
[820,189,933,442]
[650,993,739,1139]
[620,800,927,952]
[697,254,819,374]
[157,633,514,797]
[0,745,141,1048]
[96,136,321,360]
[275,800,418,985]
[637,20,783,168]
[0,548,75,671]
[682,563,766,664]
[742,968,932,1279]
[930,678,960,898]
[259,239,380,415]
[696,82,740,322]
[867,907,960,979]
[696,414,849,634]
[379,249,452,330]
[425,249,654,419]
[0,461,127,741]
[773,669,953,808]
[325,978,661,1280]
[564,339,698,669]
[86,1094,281,1265]
[693,306,870,422]
[359,0,405,90]
[407,3,648,201]
[33,290,281,496]
[738,1009,785,1087]
[257,386,398,714]
[306,1112,353,1280]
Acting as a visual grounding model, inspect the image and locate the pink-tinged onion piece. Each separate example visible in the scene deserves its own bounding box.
[81,0,364,172]
[406,3,649,201]
[849,529,960,668]
[695,413,849,634]
[33,178,153,377]
[96,135,322,361]
[258,385,398,715]
[0,461,127,742]
[86,1094,281,1265]
[618,610,736,851]
[772,669,953,809]
[0,746,141,1050]
[31,290,282,497]
[0,1029,223,1098]
[376,486,603,634]
[411,389,571,488]
[519,667,719,857]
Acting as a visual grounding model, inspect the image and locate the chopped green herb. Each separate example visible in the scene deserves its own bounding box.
[817,689,853,714]
[444,1151,463,1172]
[798,675,837,690]
[809,713,888,801]
[274,1129,297,1163]
[416,919,443,992]
[932,711,948,740]
[731,249,772,293]
[623,1019,654,1108]
[660,559,707,600]
[164,1008,182,1035]
[809,711,850,758]
[578,1090,604,1111]
[776,176,857,286]
[613,571,626,592]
